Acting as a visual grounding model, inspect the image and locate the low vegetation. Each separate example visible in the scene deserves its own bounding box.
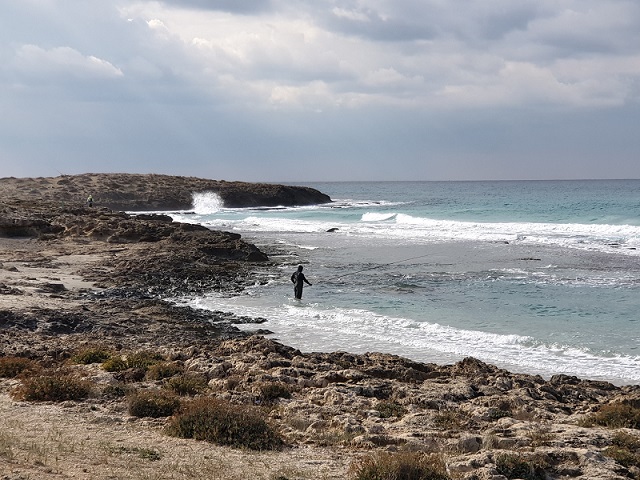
[165,397,284,451]
[257,381,293,403]
[145,361,184,380]
[0,356,38,378]
[102,350,165,373]
[494,453,548,480]
[11,369,93,402]
[348,452,450,480]
[582,403,640,429]
[128,389,181,418]
[375,400,408,419]
[70,347,112,365]
[432,407,468,431]
[164,374,208,396]
[603,431,640,472]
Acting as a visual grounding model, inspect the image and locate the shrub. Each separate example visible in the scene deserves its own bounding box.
[146,362,184,381]
[495,453,547,480]
[604,446,639,469]
[258,382,292,403]
[526,424,555,447]
[586,403,640,429]
[164,374,207,396]
[612,431,640,451]
[603,431,640,469]
[349,452,450,480]
[102,382,133,398]
[126,351,164,370]
[376,401,408,419]
[0,356,37,378]
[71,348,112,365]
[102,351,165,373]
[432,408,467,431]
[102,356,129,372]
[128,389,181,418]
[166,398,283,450]
[12,370,93,402]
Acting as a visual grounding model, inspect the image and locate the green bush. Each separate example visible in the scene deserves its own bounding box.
[13,370,93,402]
[71,348,112,365]
[128,389,181,418]
[164,374,208,396]
[0,356,37,378]
[166,398,283,450]
[349,452,450,480]
[495,453,547,480]
[102,356,129,372]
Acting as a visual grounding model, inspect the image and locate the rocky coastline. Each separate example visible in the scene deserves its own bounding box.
[1,174,639,480]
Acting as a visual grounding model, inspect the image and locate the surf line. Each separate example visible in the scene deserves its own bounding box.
[328,253,435,281]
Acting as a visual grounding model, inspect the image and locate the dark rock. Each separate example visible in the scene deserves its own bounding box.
[37,283,67,293]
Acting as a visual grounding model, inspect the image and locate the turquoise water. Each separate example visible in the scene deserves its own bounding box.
[169,180,640,385]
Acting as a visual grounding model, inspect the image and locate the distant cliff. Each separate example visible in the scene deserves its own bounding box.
[0,173,332,211]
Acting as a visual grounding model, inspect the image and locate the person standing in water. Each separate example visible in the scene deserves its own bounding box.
[291,265,312,299]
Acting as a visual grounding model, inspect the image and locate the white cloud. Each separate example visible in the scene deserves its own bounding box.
[12,45,123,80]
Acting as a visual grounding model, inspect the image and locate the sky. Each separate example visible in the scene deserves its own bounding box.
[1,1,639,182]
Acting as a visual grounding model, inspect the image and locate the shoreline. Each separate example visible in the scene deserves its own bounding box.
[188,235,640,388]
[2,174,640,479]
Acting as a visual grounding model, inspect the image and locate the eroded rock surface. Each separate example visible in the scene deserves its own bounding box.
[0,173,332,210]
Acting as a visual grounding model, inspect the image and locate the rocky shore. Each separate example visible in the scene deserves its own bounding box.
[0,173,331,211]
[1,174,639,480]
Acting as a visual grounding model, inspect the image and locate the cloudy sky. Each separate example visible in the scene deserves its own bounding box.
[1,1,639,182]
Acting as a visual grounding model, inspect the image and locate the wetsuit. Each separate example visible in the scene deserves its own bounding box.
[291,270,311,299]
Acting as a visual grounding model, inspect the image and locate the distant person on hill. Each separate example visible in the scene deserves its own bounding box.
[86,195,93,207]
[291,265,312,300]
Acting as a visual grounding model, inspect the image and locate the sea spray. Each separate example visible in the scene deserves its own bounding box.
[192,191,223,214]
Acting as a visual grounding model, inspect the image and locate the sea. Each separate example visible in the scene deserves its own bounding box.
[166,180,640,386]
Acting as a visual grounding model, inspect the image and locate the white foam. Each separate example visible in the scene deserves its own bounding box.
[362,212,397,222]
[175,209,640,258]
[183,293,640,385]
[192,191,223,214]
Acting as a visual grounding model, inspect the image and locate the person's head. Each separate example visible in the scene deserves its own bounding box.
[297,265,303,272]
